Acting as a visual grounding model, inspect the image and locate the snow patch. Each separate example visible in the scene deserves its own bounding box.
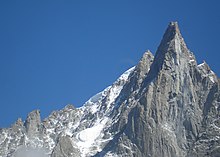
[197,62,216,83]
[198,62,205,67]
[78,119,107,143]
[76,118,109,157]
[209,70,216,83]
[189,59,195,63]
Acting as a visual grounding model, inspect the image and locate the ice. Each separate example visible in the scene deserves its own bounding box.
[78,123,103,142]
[76,118,109,157]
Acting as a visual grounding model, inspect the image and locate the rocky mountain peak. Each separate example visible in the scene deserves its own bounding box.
[166,22,181,37]
[198,61,211,72]
[144,22,195,84]
[24,110,41,135]
[136,50,154,76]
[159,21,186,48]
[198,61,218,83]
[14,118,24,127]
[1,22,220,157]
[156,21,190,61]
[139,50,153,64]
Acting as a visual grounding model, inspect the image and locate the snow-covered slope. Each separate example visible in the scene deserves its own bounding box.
[74,67,135,156]
[0,67,135,157]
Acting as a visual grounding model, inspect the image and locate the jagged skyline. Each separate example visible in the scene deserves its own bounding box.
[0,1,220,127]
[1,20,220,157]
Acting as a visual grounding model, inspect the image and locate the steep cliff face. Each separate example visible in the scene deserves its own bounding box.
[0,22,219,157]
[98,22,220,157]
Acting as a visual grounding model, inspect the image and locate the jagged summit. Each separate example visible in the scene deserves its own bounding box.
[144,22,196,83]
[136,50,154,73]
[160,22,184,44]
[167,21,181,36]
[1,22,220,157]
[156,21,188,57]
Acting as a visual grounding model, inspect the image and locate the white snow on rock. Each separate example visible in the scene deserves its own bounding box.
[76,118,109,156]
[83,66,135,112]
[197,62,217,83]
[78,118,108,143]
[73,66,135,156]
[208,70,216,83]
[0,67,135,157]
[197,62,205,68]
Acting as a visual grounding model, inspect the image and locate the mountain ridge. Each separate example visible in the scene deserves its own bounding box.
[1,22,220,157]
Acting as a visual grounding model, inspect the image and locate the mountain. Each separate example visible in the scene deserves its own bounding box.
[1,22,220,157]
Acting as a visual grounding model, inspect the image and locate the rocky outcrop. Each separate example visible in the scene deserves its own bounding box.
[98,22,220,157]
[24,110,41,136]
[52,136,80,157]
[0,22,219,157]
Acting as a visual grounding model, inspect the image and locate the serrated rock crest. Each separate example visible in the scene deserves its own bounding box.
[0,22,220,157]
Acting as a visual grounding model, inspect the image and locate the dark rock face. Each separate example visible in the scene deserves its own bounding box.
[52,136,81,157]
[0,22,219,157]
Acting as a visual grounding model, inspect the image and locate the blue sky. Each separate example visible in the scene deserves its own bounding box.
[0,0,220,127]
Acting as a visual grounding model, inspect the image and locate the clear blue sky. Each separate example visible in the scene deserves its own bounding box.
[0,0,220,127]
